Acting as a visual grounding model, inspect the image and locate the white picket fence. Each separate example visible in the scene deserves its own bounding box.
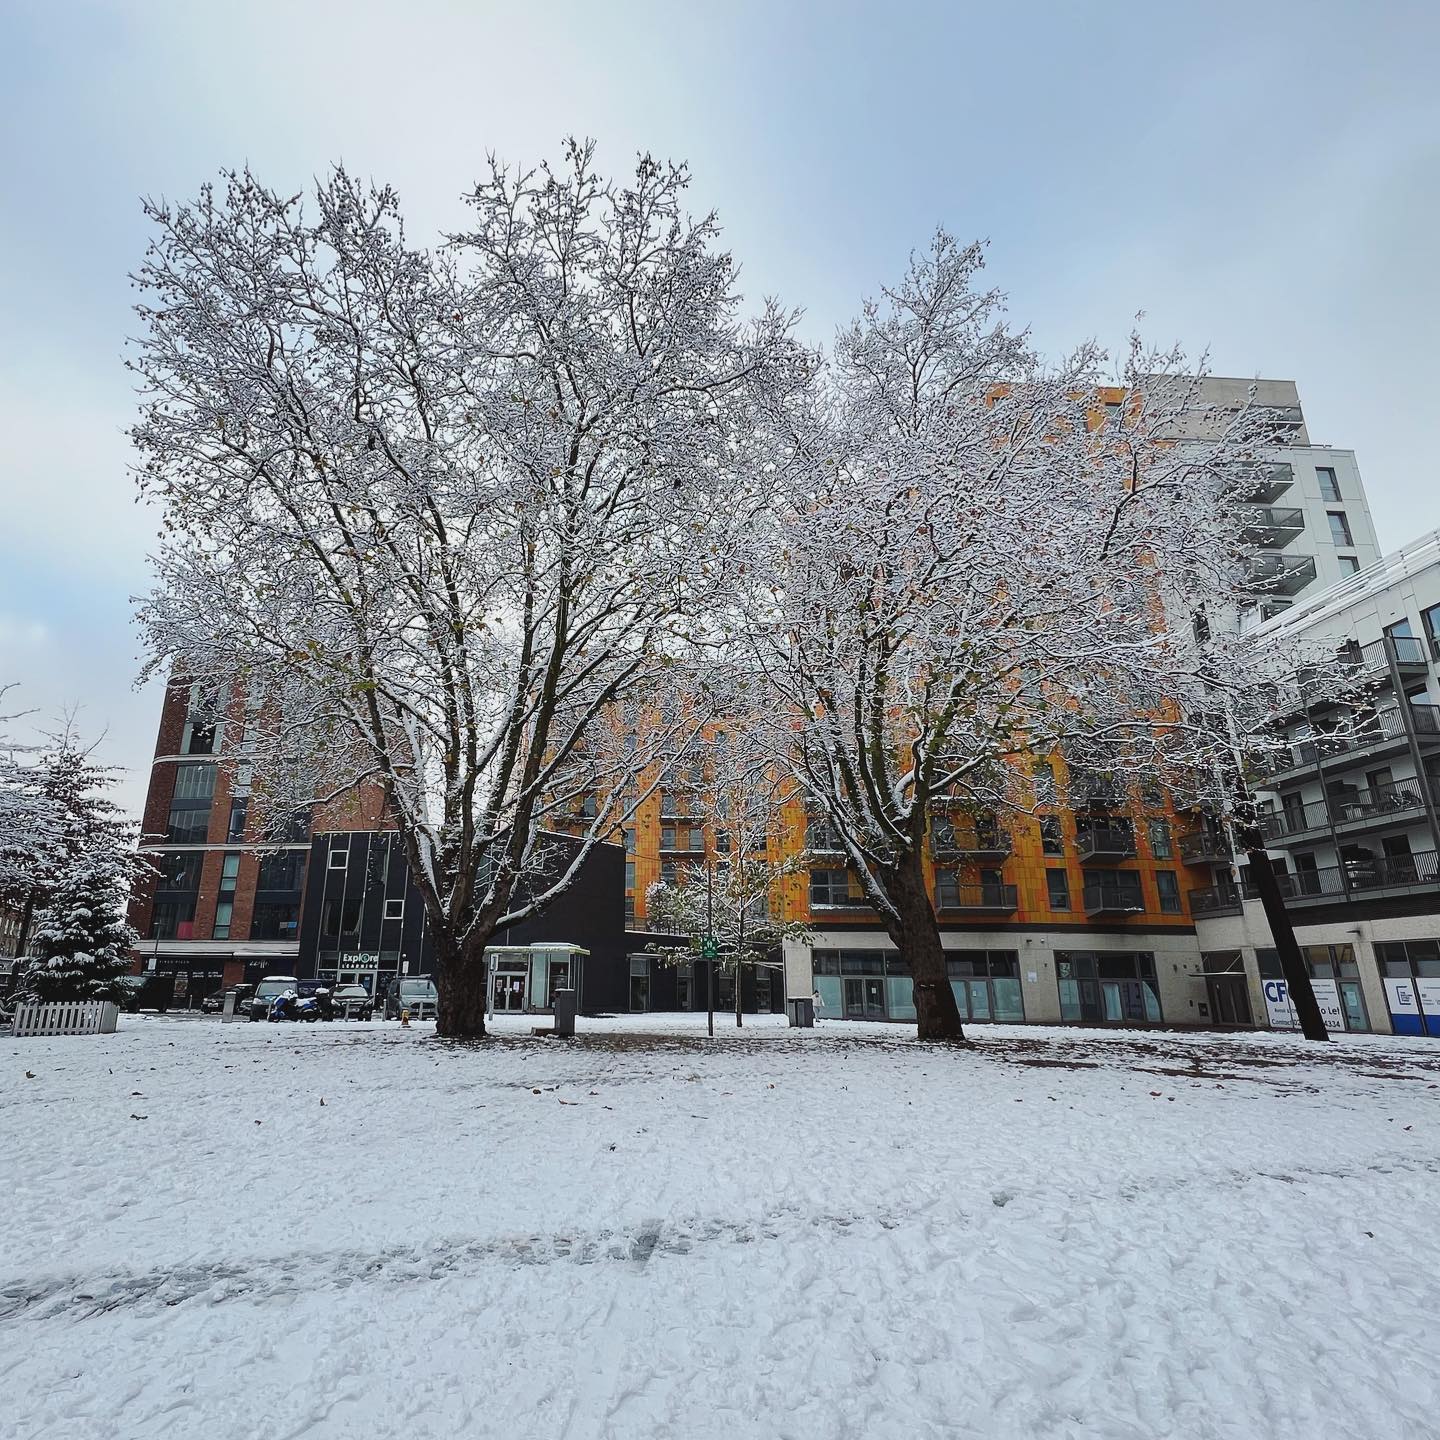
[11,1000,120,1038]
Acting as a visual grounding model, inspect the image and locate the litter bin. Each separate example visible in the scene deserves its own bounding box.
[552,988,577,1038]
[787,996,814,1028]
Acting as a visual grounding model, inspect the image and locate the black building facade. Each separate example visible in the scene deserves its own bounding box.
[296,830,629,1013]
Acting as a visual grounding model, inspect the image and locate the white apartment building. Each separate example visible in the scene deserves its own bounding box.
[1190,529,1440,1037]
[1180,377,1382,611]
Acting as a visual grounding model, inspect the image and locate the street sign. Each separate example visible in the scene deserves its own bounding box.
[701,936,719,961]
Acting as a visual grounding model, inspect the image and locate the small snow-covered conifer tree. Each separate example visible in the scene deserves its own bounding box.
[17,852,136,1003]
[1,718,139,958]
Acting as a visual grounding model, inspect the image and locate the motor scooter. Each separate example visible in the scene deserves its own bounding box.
[268,990,299,1022]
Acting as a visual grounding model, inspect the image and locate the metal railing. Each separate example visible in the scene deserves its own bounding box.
[1178,831,1232,863]
[1247,554,1316,595]
[1082,878,1146,915]
[1277,850,1439,902]
[1189,883,1244,917]
[1265,704,1440,777]
[1075,822,1137,860]
[931,826,1012,858]
[936,883,1018,912]
[1241,506,1305,548]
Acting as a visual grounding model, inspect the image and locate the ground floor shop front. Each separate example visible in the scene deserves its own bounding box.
[1193,902,1440,1038]
[788,929,1209,1027]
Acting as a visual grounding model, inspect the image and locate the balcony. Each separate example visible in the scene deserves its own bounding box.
[1247,462,1295,504]
[659,792,705,821]
[658,839,706,855]
[1082,877,1146,917]
[1260,798,1332,844]
[1069,774,1125,810]
[1240,506,1305,549]
[931,825,1012,862]
[1330,780,1431,830]
[936,883,1019,914]
[1263,704,1440,782]
[1178,831,1232,864]
[1277,851,1440,905]
[1189,883,1243,918]
[1246,553,1316,596]
[1075,822,1138,862]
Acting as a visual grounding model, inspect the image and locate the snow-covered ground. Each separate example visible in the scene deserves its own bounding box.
[4,1014,1439,1439]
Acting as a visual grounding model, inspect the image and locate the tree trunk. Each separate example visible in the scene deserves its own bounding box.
[1237,830,1330,1042]
[882,850,966,1042]
[435,935,491,1039]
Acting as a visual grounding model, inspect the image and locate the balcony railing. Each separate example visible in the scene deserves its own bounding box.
[1302,635,1434,698]
[1247,553,1317,596]
[1264,704,1440,779]
[1260,798,1332,842]
[1075,823,1138,862]
[1277,851,1440,903]
[1189,883,1244,917]
[931,826,1012,860]
[659,793,705,820]
[1240,506,1305,549]
[1082,879,1146,916]
[658,839,707,855]
[1178,831,1232,864]
[936,883,1018,913]
[1325,780,1430,830]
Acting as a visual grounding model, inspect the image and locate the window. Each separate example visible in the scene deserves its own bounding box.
[1148,821,1172,859]
[624,829,636,853]
[383,899,404,921]
[1046,868,1071,910]
[1155,870,1182,914]
[1421,603,1440,659]
[1104,400,1125,426]
[810,869,858,907]
[1338,555,1360,575]
[329,849,348,869]
[1032,761,1057,805]
[625,861,636,890]
[151,896,196,940]
[171,763,217,803]
[213,852,241,939]
[1327,511,1353,547]
[1056,951,1161,1024]
[258,852,306,891]
[251,902,300,940]
[660,826,676,850]
[1316,466,1341,502]
[226,798,248,844]
[1040,816,1064,856]
[165,807,211,845]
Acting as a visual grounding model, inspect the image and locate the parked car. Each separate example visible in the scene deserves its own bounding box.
[199,984,249,1014]
[115,974,175,1013]
[245,975,300,1021]
[384,976,438,1020]
[331,984,374,1020]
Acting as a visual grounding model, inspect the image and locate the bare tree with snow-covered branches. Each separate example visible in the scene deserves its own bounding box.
[740,233,1347,1042]
[130,142,809,1037]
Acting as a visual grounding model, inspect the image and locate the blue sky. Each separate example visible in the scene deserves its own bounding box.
[3,0,1438,813]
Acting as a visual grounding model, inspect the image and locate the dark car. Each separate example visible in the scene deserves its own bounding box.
[384,976,438,1020]
[331,984,374,1020]
[116,974,175,1013]
[201,983,253,1015]
[245,975,300,1021]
